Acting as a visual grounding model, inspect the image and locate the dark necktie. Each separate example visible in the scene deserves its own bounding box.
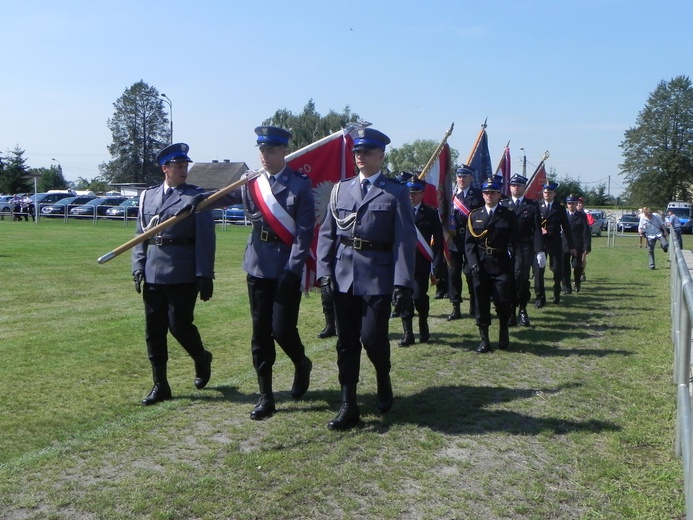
[362,179,370,198]
[269,175,276,186]
[163,187,173,204]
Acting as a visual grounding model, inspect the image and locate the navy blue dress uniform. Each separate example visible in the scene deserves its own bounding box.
[132,143,216,405]
[396,175,445,347]
[465,177,519,353]
[316,128,416,430]
[204,126,315,420]
[501,174,543,326]
[561,195,591,293]
[448,165,484,320]
[534,182,576,307]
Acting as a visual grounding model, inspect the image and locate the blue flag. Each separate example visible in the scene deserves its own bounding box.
[467,129,493,189]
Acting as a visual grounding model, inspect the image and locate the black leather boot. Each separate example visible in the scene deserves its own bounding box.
[328,384,360,430]
[291,356,312,399]
[518,306,531,326]
[498,322,510,350]
[398,317,415,347]
[447,303,462,321]
[469,297,476,316]
[376,373,394,413]
[507,306,518,327]
[419,314,430,343]
[476,325,491,353]
[250,374,275,420]
[317,311,336,338]
[193,350,213,389]
[142,365,172,405]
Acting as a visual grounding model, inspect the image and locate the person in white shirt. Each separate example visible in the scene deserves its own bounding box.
[638,207,669,269]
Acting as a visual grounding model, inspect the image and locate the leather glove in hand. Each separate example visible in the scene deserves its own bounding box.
[320,275,337,304]
[175,193,205,217]
[197,277,214,301]
[133,269,144,294]
[470,264,480,277]
[276,270,300,297]
[536,252,547,269]
[392,286,412,315]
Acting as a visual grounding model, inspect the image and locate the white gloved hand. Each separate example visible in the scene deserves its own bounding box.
[536,252,547,269]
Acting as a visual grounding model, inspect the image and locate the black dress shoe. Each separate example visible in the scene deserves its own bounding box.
[535,299,545,309]
[419,327,430,344]
[476,341,492,354]
[507,314,518,327]
[553,294,561,304]
[328,402,360,430]
[390,311,400,319]
[250,394,276,420]
[562,288,572,295]
[317,325,336,338]
[291,357,312,399]
[398,333,415,347]
[447,307,462,321]
[141,382,172,406]
[518,308,531,326]
[193,350,213,389]
[574,284,581,293]
[434,292,446,300]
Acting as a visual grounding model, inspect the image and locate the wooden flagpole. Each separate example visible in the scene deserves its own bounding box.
[417,123,454,180]
[96,171,260,264]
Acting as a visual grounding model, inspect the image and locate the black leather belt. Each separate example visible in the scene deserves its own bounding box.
[147,236,195,246]
[340,236,392,252]
[254,227,283,243]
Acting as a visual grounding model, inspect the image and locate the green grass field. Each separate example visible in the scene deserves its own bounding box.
[0,218,684,519]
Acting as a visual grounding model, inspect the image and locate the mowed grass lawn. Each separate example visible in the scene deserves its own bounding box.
[0,217,684,519]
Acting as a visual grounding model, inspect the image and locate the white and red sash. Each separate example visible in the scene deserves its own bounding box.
[415,227,434,263]
[247,173,296,246]
[453,195,472,217]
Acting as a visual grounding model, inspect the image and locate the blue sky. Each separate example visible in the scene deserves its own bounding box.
[2,0,691,197]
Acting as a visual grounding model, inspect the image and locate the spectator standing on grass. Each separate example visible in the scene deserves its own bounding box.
[667,210,683,249]
[316,128,416,430]
[132,143,215,406]
[638,207,668,270]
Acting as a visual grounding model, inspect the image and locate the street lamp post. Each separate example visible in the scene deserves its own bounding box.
[160,93,173,144]
[520,147,527,176]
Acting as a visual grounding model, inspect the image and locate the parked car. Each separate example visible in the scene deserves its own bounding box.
[224,204,246,222]
[105,198,139,218]
[0,195,14,214]
[588,218,602,237]
[41,195,97,217]
[587,210,608,231]
[69,196,128,217]
[617,214,640,233]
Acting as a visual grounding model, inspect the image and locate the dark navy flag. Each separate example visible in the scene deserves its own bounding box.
[466,128,493,189]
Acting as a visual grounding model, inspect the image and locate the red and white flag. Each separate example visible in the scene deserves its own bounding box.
[495,142,511,197]
[286,128,357,290]
[525,160,548,202]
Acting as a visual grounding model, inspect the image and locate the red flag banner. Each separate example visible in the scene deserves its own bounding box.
[495,143,511,197]
[286,129,356,289]
[525,160,547,201]
[422,142,450,215]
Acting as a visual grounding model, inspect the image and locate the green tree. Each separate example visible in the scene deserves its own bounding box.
[74,176,110,194]
[584,183,610,206]
[263,99,362,152]
[35,165,68,192]
[100,81,170,185]
[621,75,693,207]
[386,139,459,177]
[0,146,31,194]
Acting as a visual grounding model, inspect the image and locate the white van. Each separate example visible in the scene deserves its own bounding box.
[667,201,692,226]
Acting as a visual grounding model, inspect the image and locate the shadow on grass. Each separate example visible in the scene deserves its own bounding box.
[369,383,621,436]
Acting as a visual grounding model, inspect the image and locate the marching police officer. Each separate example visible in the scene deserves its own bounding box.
[132,143,216,405]
[465,177,519,353]
[188,126,315,420]
[501,174,544,326]
[447,165,483,320]
[396,173,445,346]
[534,182,576,307]
[317,128,416,430]
[562,194,591,293]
